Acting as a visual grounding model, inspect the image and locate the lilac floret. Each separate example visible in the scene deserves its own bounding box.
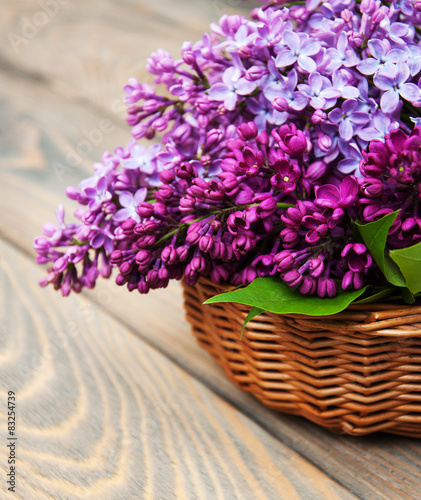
[275,31,321,73]
[328,99,369,141]
[208,67,257,111]
[357,39,409,76]
[374,61,421,114]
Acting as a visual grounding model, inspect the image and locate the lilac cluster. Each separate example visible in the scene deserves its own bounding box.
[35,0,421,298]
[359,126,421,247]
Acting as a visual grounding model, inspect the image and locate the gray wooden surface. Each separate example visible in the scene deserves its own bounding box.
[0,1,420,498]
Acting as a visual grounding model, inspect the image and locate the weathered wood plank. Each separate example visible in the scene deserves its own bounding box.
[0,0,257,127]
[0,241,356,500]
[1,69,421,500]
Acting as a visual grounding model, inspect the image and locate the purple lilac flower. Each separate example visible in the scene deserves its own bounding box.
[381,20,410,45]
[41,205,74,245]
[357,39,409,76]
[315,176,359,209]
[260,58,288,100]
[83,177,112,211]
[254,10,290,48]
[359,126,421,246]
[208,67,257,111]
[121,144,160,173]
[298,72,341,110]
[79,162,115,191]
[34,0,421,300]
[374,61,421,113]
[89,222,114,253]
[218,24,258,56]
[270,160,300,192]
[406,44,421,77]
[113,188,147,223]
[325,31,359,73]
[328,99,370,141]
[357,110,400,142]
[341,243,372,291]
[275,31,321,73]
[247,94,288,131]
[265,68,308,111]
[337,143,363,175]
[331,70,360,99]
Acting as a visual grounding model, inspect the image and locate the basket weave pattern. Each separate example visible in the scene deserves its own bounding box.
[182,277,421,436]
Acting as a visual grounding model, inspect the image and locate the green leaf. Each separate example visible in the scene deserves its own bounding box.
[390,241,421,294]
[241,307,264,339]
[402,288,415,304]
[353,288,394,304]
[355,211,406,287]
[382,255,408,288]
[204,277,367,316]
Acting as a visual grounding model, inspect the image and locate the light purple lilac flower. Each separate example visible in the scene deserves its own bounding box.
[275,31,321,73]
[298,72,341,110]
[380,20,410,45]
[325,31,360,73]
[208,67,257,110]
[407,44,421,77]
[328,99,370,141]
[265,68,308,111]
[248,94,287,131]
[337,143,363,175]
[121,144,160,173]
[83,177,112,211]
[357,110,400,141]
[374,61,421,113]
[113,188,147,223]
[218,24,258,56]
[331,70,360,99]
[357,39,409,75]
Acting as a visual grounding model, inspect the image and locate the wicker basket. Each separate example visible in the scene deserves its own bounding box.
[182,277,421,436]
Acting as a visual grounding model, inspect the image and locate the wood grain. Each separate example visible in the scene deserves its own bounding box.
[1,1,421,498]
[0,0,257,127]
[1,61,421,500]
[0,241,356,500]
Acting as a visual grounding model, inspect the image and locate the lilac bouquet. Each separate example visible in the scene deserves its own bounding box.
[35,0,421,318]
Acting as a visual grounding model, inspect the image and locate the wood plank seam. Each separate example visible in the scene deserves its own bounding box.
[1,236,366,499]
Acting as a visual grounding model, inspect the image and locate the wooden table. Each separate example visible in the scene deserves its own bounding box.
[0,1,420,498]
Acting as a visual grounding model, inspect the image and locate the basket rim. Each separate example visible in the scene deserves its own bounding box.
[191,276,421,338]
